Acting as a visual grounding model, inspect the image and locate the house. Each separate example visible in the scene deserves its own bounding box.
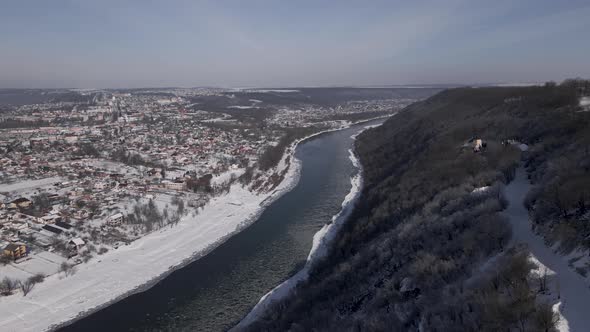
[41,224,63,235]
[108,213,124,226]
[473,139,486,152]
[72,209,90,221]
[162,180,185,191]
[55,220,73,230]
[146,168,163,179]
[39,214,61,224]
[68,238,85,250]
[3,243,27,260]
[9,197,32,209]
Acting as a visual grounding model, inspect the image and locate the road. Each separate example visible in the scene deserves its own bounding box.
[503,167,590,332]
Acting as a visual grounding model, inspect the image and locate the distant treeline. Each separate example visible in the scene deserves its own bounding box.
[257,127,317,171]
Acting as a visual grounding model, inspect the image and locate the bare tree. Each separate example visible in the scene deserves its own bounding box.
[29,273,45,284]
[532,302,560,332]
[59,262,76,277]
[19,279,34,296]
[0,255,11,265]
[0,277,17,296]
[538,268,548,293]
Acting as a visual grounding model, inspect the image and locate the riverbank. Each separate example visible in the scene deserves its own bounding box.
[234,122,382,330]
[0,166,301,332]
[0,116,390,332]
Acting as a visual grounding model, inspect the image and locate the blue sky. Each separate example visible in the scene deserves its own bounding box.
[1,0,589,88]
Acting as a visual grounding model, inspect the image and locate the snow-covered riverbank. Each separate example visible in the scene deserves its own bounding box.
[234,123,380,330]
[0,163,301,332]
[0,117,389,332]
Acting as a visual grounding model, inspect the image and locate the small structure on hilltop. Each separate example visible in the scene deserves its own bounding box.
[473,139,484,152]
[463,137,487,153]
[471,138,487,152]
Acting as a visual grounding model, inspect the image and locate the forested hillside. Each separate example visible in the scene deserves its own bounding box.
[242,80,590,331]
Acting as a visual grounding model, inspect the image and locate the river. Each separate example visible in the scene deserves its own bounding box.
[58,119,383,332]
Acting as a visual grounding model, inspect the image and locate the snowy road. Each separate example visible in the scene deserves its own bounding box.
[503,168,590,332]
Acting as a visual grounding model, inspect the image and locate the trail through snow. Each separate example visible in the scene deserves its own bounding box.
[503,168,590,332]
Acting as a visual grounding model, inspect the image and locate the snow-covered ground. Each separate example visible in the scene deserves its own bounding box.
[234,126,378,330]
[211,169,245,186]
[503,168,590,332]
[1,252,67,281]
[1,177,63,195]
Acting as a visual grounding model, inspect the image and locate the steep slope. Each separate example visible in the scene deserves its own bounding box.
[242,82,589,332]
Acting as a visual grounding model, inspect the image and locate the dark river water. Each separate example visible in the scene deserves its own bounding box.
[58,120,382,332]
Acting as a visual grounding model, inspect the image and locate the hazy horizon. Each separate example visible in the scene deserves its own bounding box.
[2,0,590,89]
[0,83,532,90]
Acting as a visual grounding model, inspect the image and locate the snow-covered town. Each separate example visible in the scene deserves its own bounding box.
[0,88,419,319]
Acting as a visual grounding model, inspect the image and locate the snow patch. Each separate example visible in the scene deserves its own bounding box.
[227,105,258,109]
[518,143,529,151]
[211,169,245,186]
[471,186,490,194]
[1,177,63,194]
[506,139,529,151]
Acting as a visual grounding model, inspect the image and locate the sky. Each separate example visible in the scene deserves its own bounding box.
[1,0,590,88]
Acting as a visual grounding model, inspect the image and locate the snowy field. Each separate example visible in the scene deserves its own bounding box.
[2,252,67,280]
[0,177,63,195]
[211,169,245,186]
[82,160,140,176]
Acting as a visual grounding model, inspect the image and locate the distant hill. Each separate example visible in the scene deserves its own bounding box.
[242,80,590,331]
